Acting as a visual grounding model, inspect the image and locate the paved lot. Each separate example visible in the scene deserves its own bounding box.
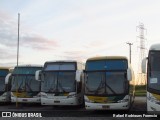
[0,96,157,120]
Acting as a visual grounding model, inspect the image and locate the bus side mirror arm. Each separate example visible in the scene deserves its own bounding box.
[5,73,12,84]
[142,57,148,74]
[35,70,42,81]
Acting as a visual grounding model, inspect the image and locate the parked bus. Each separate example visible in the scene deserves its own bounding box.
[84,56,135,110]
[142,43,160,112]
[0,67,11,103]
[35,61,84,106]
[6,65,42,103]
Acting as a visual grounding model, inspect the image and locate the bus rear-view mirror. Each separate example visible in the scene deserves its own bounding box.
[5,73,12,84]
[142,57,147,74]
[35,70,42,81]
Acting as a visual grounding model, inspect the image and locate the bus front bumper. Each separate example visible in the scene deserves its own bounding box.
[41,97,81,106]
[147,99,160,113]
[11,97,40,103]
[85,102,129,110]
[0,96,9,102]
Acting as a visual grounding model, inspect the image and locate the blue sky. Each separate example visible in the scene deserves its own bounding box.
[0,0,160,74]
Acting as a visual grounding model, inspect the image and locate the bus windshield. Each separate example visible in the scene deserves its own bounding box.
[85,72,127,95]
[0,69,9,92]
[85,60,128,95]
[42,71,76,93]
[11,67,42,92]
[0,77,5,92]
[11,75,40,92]
[148,51,160,92]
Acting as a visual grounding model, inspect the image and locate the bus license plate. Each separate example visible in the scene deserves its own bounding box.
[102,105,110,109]
[54,101,60,103]
[22,99,27,101]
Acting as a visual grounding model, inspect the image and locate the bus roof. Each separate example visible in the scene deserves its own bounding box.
[86,56,128,61]
[0,67,10,70]
[149,43,160,51]
[45,60,78,64]
[14,64,42,68]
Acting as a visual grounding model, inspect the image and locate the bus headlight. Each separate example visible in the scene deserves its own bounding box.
[148,95,160,105]
[117,99,129,103]
[33,93,41,98]
[67,92,76,98]
[117,95,129,103]
[11,92,15,97]
[41,92,47,98]
[1,93,7,97]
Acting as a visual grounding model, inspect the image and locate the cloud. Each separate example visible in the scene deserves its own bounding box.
[0,10,58,51]
[21,34,58,50]
[63,50,88,61]
[0,47,16,60]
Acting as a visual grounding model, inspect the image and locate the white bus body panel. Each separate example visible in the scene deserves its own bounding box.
[147,92,160,112]
[11,97,40,103]
[41,92,83,106]
[85,95,130,110]
[11,92,40,103]
[0,92,10,102]
[85,102,129,110]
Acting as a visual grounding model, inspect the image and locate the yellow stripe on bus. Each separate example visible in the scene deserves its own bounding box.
[12,92,32,98]
[86,96,116,103]
[152,93,160,101]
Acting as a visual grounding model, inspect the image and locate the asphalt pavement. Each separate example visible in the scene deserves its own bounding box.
[0,96,156,120]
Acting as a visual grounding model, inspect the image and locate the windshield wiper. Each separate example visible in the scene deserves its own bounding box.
[58,82,66,93]
[47,87,56,92]
[25,78,33,92]
[86,73,117,95]
[94,75,105,94]
[105,83,117,95]
[17,79,25,92]
[85,74,105,94]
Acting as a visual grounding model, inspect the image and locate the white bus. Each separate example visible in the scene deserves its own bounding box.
[0,67,11,103]
[6,65,42,103]
[35,61,84,106]
[84,56,135,110]
[142,43,160,112]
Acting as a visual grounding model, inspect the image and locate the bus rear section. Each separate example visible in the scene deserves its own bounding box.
[84,56,135,110]
[36,61,84,106]
[7,65,42,103]
[0,68,11,103]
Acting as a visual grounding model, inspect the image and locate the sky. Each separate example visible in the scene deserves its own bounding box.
[0,0,160,75]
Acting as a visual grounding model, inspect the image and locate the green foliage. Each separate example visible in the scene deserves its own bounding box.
[135,85,146,96]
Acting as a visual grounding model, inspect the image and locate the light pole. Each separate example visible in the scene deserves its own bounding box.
[17,13,20,66]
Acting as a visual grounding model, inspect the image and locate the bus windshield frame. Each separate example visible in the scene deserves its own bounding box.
[85,59,129,96]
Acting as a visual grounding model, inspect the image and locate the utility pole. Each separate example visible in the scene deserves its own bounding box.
[126,42,133,64]
[16,13,20,108]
